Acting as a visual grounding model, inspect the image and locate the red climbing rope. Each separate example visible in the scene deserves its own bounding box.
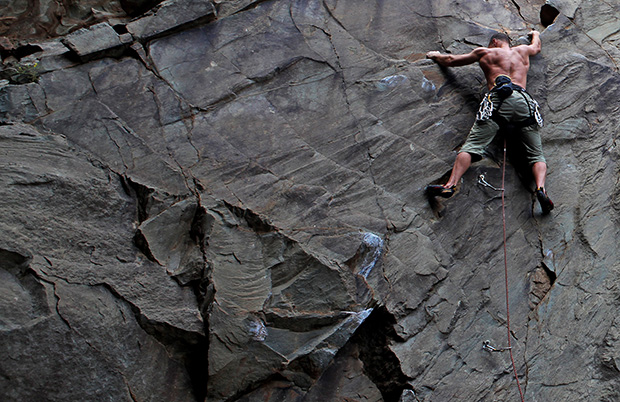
[501,138,525,402]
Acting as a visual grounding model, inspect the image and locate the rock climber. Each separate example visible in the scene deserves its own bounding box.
[425,30,554,214]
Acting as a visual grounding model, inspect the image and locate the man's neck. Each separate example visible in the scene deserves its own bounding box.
[490,40,511,50]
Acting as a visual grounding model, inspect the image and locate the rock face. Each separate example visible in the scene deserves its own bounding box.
[0,1,128,39]
[1,0,620,401]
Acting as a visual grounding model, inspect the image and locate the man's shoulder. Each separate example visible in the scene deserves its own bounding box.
[471,46,494,59]
[472,46,491,54]
[512,44,531,52]
[512,43,540,57]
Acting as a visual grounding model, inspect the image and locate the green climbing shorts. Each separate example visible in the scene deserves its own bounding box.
[459,91,546,165]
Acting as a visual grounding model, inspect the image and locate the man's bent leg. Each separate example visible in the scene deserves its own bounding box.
[445,152,472,188]
[532,161,547,189]
[426,152,473,198]
[520,124,547,189]
[447,118,498,188]
[427,116,496,198]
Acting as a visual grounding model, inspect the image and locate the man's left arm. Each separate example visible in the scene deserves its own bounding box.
[519,30,541,56]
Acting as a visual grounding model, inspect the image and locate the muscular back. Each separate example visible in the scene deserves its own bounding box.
[478,46,532,90]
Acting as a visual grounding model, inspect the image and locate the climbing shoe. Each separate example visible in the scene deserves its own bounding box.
[425,185,455,199]
[535,187,554,215]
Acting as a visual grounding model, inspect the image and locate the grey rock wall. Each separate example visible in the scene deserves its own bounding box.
[0,1,128,39]
[1,0,619,401]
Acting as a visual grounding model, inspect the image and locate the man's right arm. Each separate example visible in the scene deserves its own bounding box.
[426,48,486,67]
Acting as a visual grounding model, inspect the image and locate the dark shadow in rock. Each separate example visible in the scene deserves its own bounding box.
[113,24,129,35]
[120,176,154,223]
[132,229,159,263]
[425,170,454,218]
[348,306,413,402]
[0,44,43,61]
[128,296,209,402]
[225,201,276,233]
[542,261,557,287]
[185,335,209,402]
[436,65,482,113]
[540,4,560,28]
[528,266,554,309]
[0,247,32,273]
[121,0,165,17]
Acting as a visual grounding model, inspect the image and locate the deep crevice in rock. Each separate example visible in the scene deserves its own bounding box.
[113,24,129,35]
[121,176,155,223]
[184,335,209,402]
[229,0,274,16]
[224,201,276,233]
[66,43,134,63]
[528,265,555,309]
[189,203,215,315]
[132,228,160,263]
[101,281,209,402]
[120,0,165,17]
[509,0,526,22]
[540,4,560,28]
[264,310,352,332]
[0,247,32,273]
[188,202,214,401]
[0,44,43,61]
[189,204,210,249]
[121,173,211,399]
[132,13,218,46]
[542,263,556,287]
[349,306,413,402]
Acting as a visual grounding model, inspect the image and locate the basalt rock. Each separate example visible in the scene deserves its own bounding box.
[1,0,619,401]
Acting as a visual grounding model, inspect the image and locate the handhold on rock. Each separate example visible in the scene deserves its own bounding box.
[425,185,455,198]
[535,187,554,214]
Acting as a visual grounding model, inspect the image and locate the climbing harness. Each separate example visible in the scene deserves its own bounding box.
[480,139,526,402]
[476,75,543,128]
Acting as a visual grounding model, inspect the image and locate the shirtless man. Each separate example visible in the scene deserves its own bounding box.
[425,31,554,214]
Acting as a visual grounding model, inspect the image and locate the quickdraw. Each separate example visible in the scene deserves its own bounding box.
[482,340,512,353]
[478,174,504,191]
[477,93,495,121]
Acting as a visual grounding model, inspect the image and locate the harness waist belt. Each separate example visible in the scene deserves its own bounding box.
[491,114,538,128]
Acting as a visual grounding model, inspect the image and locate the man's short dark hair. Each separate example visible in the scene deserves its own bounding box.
[489,32,511,46]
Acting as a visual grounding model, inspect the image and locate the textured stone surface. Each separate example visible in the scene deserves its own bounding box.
[0,1,127,39]
[1,0,620,401]
[0,123,201,401]
[62,22,131,57]
[126,0,216,40]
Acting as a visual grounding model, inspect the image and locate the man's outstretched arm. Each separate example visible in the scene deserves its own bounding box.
[426,48,485,67]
